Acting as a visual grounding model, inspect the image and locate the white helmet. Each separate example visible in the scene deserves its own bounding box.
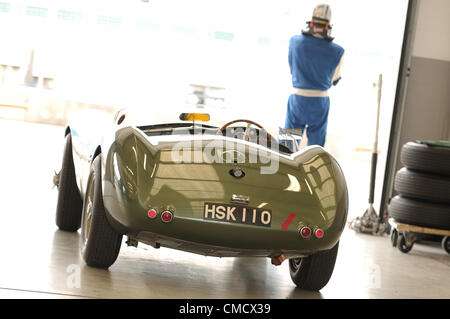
[312,4,332,22]
[302,3,334,41]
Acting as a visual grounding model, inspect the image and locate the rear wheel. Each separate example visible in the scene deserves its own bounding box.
[442,236,450,254]
[80,156,122,268]
[289,242,339,291]
[55,134,83,231]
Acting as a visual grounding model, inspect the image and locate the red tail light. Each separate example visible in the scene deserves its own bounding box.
[161,210,174,223]
[148,209,158,219]
[315,228,324,238]
[300,226,311,238]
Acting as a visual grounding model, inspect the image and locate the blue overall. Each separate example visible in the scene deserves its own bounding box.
[285,34,344,147]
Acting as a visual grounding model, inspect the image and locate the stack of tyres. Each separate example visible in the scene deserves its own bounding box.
[389,141,450,253]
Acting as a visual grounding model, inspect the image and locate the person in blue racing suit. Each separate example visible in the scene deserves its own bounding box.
[285,4,344,148]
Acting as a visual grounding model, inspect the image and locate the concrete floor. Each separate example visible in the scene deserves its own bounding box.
[0,119,449,299]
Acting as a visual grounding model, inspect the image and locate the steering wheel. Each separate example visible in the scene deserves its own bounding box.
[218,119,271,142]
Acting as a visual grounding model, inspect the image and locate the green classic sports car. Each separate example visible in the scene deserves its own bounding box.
[55,108,348,291]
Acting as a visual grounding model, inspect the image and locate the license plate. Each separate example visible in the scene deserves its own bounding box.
[203,202,272,227]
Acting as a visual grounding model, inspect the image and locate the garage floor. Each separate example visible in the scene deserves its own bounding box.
[0,119,449,299]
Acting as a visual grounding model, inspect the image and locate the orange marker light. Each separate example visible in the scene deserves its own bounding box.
[179,113,210,122]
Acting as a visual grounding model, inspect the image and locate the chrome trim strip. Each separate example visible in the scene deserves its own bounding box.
[231,194,250,205]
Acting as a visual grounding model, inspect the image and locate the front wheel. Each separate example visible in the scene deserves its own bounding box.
[80,156,123,268]
[289,242,339,291]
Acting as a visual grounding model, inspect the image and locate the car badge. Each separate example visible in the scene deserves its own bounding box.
[229,168,245,179]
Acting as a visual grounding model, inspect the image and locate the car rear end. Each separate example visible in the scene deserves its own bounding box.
[102,126,348,258]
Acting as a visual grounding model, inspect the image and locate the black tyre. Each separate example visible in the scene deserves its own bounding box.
[389,196,450,230]
[397,234,413,253]
[401,142,450,176]
[390,229,398,247]
[442,236,450,254]
[394,168,450,204]
[289,242,339,291]
[80,156,122,269]
[55,134,83,231]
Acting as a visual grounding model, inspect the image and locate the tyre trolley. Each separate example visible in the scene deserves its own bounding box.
[389,218,450,254]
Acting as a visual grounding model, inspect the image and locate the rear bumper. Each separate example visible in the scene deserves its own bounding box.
[103,199,346,257]
[135,230,311,258]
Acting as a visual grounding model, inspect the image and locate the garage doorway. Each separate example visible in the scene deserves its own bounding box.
[0,0,410,220]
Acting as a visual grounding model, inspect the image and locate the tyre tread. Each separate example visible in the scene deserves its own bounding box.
[289,242,339,290]
[401,142,450,176]
[390,196,450,230]
[394,168,450,204]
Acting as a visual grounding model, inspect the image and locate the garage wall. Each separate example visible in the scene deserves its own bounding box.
[397,0,450,166]
[412,0,450,62]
